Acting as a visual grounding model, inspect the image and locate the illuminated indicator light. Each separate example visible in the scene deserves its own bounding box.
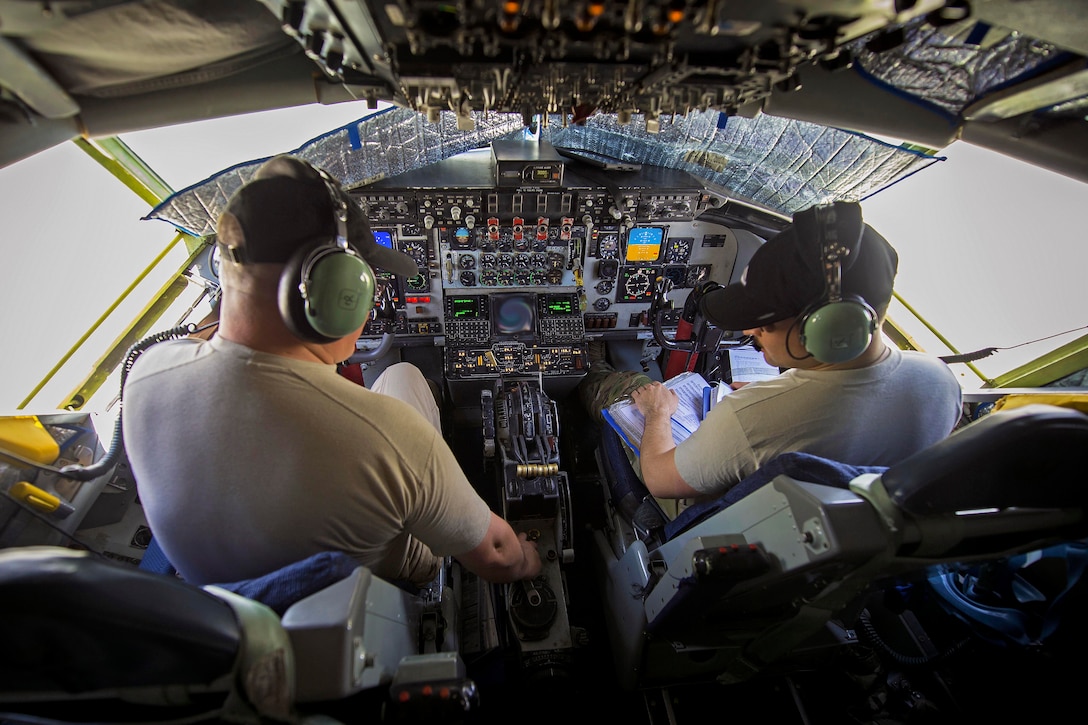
[668,9,684,22]
[503,1,520,13]
[422,685,433,696]
[440,687,451,699]
[398,691,410,703]
[588,2,605,17]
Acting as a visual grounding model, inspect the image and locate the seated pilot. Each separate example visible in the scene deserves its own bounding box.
[123,155,540,589]
[580,202,963,511]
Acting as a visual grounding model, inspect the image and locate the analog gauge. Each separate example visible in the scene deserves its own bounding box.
[458,253,476,269]
[480,253,498,268]
[687,264,710,287]
[406,272,428,291]
[530,269,549,285]
[664,236,694,263]
[513,235,530,252]
[595,279,614,295]
[515,253,532,268]
[546,268,564,285]
[497,268,516,286]
[548,252,565,270]
[532,234,549,252]
[624,269,651,298]
[400,240,427,266]
[496,232,513,252]
[515,269,532,285]
[481,269,499,286]
[597,232,619,258]
[459,270,477,286]
[452,227,473,249]
[663,265,687,287]
[497,253,514,268]
[593,297,612,311]
[532,253,549,268]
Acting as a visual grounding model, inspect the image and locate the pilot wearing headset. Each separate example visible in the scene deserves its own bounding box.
[588,202,962,504]
[123,155,540,588]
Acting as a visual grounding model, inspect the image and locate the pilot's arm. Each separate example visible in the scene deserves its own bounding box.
[454,512,542,582]
[632,382,701,499]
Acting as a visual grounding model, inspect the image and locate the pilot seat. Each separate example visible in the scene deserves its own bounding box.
[591,402,1088,700]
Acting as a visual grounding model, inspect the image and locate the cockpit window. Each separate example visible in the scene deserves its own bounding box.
[148,108,940,238]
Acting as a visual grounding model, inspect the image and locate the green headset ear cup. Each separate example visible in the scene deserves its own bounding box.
[278,242,376,344]
[799,296,877,364]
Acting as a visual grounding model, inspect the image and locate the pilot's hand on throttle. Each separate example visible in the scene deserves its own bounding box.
[518,532,543,579]
[631,382,679,417]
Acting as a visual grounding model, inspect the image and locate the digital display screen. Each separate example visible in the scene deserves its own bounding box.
[373,230,394,248]
[625,227,665,262]
[492,293,537,340]
[540,294,576,316]
[450,296,483,319]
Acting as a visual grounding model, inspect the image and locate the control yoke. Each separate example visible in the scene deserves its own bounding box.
[651,280,741,355]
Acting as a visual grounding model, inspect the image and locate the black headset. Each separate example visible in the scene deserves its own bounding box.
[277,165,377,344]
[796,202,877,364]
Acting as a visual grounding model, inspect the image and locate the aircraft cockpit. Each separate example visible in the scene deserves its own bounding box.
[3,1,1088,722]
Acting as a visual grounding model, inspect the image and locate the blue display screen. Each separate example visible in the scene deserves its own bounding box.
[373,230,394,248]
[625,227,665,262]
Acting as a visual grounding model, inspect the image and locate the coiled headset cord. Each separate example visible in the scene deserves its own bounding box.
[58,322,214,481]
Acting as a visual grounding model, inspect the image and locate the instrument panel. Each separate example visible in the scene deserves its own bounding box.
[354,143,744,385]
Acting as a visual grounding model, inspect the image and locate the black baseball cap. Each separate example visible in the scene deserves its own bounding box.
[217,155,419,278]
[700,202,898,331]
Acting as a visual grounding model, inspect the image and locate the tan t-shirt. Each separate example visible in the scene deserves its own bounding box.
[123,337,491,586]
[675,348,963,496]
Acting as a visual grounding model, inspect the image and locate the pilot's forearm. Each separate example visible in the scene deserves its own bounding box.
[456,513,542,583]
[639,409,688,498]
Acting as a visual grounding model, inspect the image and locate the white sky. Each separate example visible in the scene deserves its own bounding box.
[0,103,373,413]
[1,105,1085,411]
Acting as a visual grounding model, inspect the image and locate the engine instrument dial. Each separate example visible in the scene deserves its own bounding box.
[664,236,694,263]
[400,240,427,266]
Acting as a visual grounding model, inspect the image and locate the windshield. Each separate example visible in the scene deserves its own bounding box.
[0,105,1084,411]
